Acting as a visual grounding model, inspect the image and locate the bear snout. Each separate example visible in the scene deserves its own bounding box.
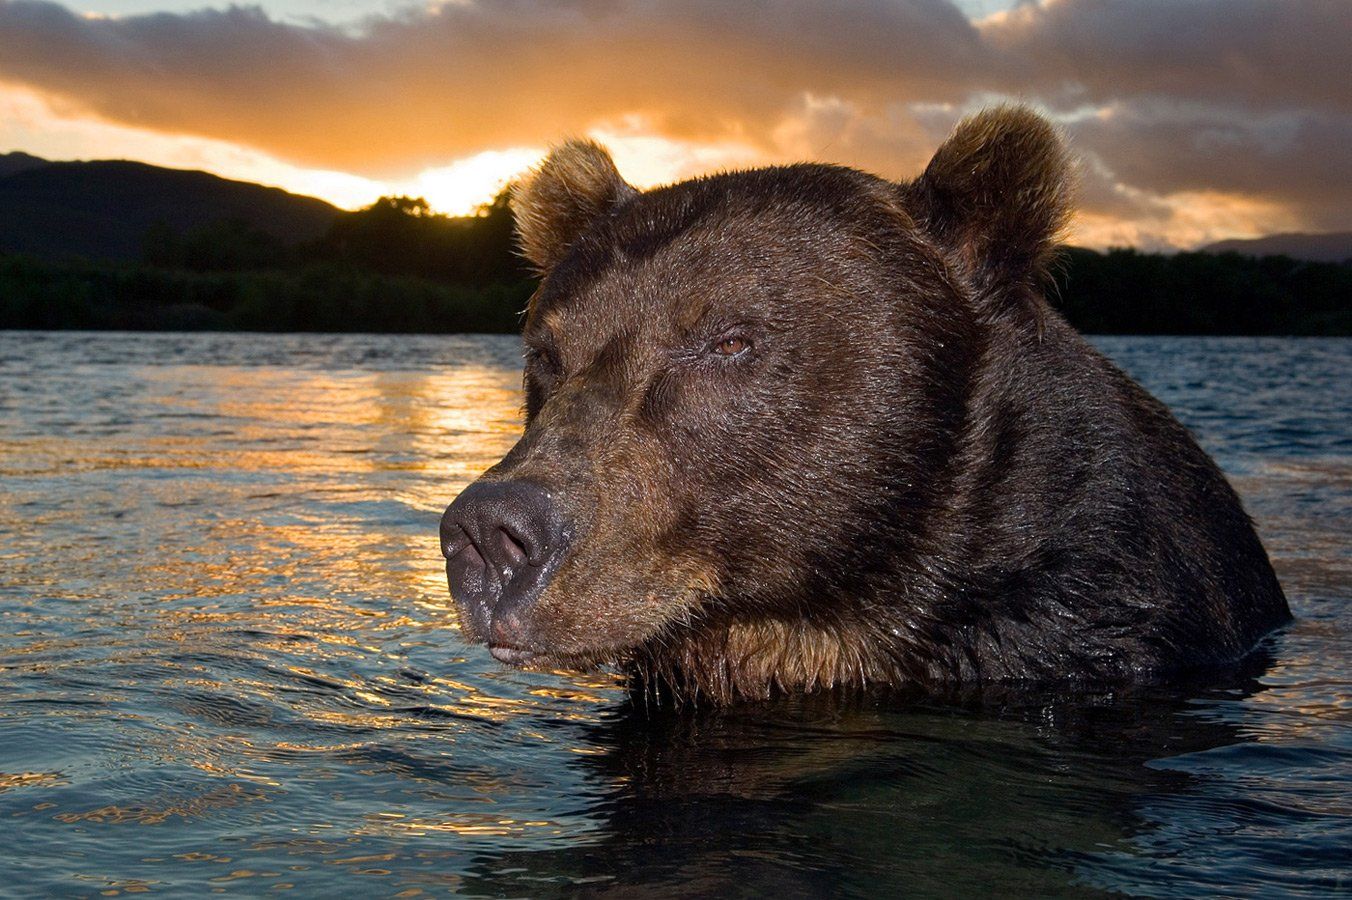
[440,480,570,660]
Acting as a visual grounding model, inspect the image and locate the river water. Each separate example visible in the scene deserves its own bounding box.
[0,332,1348,897]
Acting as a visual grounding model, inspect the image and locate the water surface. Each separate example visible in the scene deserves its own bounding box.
[1,332,1348,896]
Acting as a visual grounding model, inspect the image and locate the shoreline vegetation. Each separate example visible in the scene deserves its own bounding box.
[1,192,1349,335]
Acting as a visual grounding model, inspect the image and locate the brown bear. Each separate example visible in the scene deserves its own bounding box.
[440,106,1290,704]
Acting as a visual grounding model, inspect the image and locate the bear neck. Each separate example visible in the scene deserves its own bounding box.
[629,613,926,705]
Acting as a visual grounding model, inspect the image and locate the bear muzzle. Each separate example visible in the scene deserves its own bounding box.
[440,480,571,664]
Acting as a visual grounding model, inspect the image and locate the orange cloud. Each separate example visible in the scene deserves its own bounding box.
[0,0,985,173]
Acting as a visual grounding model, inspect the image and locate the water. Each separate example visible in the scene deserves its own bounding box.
[0,332,1348,897]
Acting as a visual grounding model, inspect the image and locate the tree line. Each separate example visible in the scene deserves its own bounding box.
[0,192,1348,334]
[1053,247,1350,336]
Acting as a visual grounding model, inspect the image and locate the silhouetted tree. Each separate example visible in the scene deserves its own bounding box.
[143,219,289,272]
[313,191,530,284]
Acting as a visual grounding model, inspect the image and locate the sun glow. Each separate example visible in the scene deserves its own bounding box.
[399,148,541,215]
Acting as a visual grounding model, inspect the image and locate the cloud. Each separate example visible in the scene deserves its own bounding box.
[983,0,1352,116]
[0,0,1348,244]
[0,0,988,173]
[1067,101,1352,232]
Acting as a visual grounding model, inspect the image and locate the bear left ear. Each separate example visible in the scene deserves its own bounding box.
[907,106,1073,289]
[512,139,637,273]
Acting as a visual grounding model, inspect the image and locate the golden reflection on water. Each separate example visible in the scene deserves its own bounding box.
[0,771,67,792]
[362,813,572,839]
[0,343,629,879]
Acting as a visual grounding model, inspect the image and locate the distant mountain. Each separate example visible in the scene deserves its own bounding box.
[0,156,340,261]
[0,151,49,178]
[1203,232,1352,264]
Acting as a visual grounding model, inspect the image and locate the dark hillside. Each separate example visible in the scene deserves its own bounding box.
[0,151,48,178]
[1203,231,1352,264]
[0,160,340,260]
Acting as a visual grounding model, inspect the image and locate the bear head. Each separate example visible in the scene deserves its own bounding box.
[440,106,1073,693]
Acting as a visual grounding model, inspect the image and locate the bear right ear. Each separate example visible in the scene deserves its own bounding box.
[512,139,637,273]
[907,106,1073,291]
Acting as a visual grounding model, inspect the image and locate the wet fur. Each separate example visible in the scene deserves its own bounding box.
[476,105,1290,705]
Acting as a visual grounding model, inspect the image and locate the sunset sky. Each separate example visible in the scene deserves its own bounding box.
[1,0,1347,250]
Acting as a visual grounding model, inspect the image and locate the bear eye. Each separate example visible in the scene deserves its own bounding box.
[525,343,561,376]
[712,336,750,358]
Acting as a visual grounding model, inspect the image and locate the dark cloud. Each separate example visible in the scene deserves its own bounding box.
[0,0,1348,239]
[1067,102,1352,230]
[984,0,1352,116]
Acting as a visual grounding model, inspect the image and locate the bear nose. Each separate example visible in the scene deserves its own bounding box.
[440,480,567,651]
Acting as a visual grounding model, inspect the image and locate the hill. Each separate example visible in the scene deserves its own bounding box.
[1203,231,1352,264]
[0,151,48,178]
[0,157,340,260]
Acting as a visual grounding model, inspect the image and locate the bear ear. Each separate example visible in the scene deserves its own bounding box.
[512,139,637,273]
[908,106,1073,289]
